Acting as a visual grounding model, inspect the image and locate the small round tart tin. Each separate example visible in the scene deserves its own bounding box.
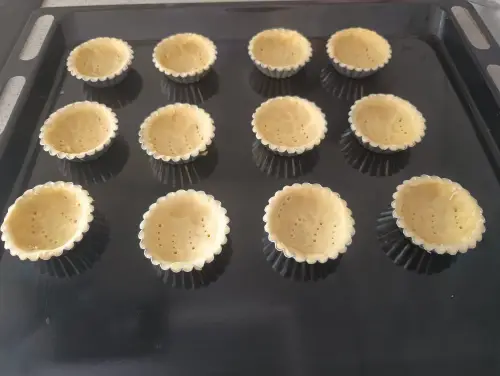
[252,96,327,156]
[139,190,230,273]
[326,28,391,78]
[153,33,217,84]
[67,37,134,87]
[348,94,426,153]
[264,183,355,264]
[392,175,485,255]
[139,103,215,163]
[1,182,94,261]
[248,28,312,79]
[40,101,118,161]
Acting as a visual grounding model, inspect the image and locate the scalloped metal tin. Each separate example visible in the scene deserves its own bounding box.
[138,103,215,164]
[1,182,94,262]
[248,28,312,79]
[251,96,327,156]
[348,94,426,154]
[153,33,217,84]
[138,190,230,273]
[40,101,118,162]
[326,28,392,79]
[67,37,134,88]
[391,175,486,255]
[263,183,355,264]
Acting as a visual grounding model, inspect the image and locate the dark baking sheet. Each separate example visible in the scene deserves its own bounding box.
[1,1,500,375]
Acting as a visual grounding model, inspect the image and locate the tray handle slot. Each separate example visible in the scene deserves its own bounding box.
[19,15,54,61]
[487,65,500,94]
[451,6,490,50]
[0,76,25,136]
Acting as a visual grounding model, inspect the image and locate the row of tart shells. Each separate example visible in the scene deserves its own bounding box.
[39,93,426,163]
[67,27,391,87]
[1,177,485,272]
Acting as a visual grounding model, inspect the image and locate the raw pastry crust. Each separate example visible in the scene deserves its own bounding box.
[249,28,312,71]
[67,37,133,82]
[252,96,327,155]
[392,175,485,254]
[40,101,118,161]
[153,33,217,78]
[327,28,391,72]
[139,103,215,163]
[1,182,94,261]
[264,183,355,263]
[349,94,426,152]
[139,190,230,272]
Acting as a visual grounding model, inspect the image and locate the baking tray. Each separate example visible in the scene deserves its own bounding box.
[1,1,500,375]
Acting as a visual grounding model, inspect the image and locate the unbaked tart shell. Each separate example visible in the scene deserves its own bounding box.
[264,183,355,263]
[1,181,94,261]
[391,175,485,255]
[138,189,230,273]
[252,96,327,155]
[153,33,217,83]
[248,28,312,79]
[40,101,118,161]
[349,94,426,153]
[139,103,215,163]
[67,37,134,87]
[327,28,391,78]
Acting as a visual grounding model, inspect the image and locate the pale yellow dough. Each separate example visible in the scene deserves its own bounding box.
[266,184,354,260]
[394,178,484,246]
[141,192,225,264]
[253,97,325,149]
[351,95,425,148]
[42,102,115,154]
[140,104,213,159]
[71,38,131,78]
[154,33,215,74]
[329,28,390,69]
[250,29,311,69]
[3,185,90,252]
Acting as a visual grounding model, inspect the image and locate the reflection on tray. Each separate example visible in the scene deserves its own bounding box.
[160,71,218,104]
[376,208,457,274]
[340,129,409,177]
[252,140,318,178]
[262,236,341,281]
[149,144,218,188]
[58,135,129,184]
[320,66,368,102]
[249,68,311,98]
[83,69,142,109]
[155,238,233,289]
[36,211,109,278]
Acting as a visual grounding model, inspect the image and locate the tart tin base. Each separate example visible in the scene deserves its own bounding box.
[339,129,409,177]
[377,208,457,274]
[83,69,142,109]
[35,211,109,278]
[251,140,318,179]
[320,66,369,102]
[154,238,233,289]
[149,144,218,188]
[160,71,218,105]
[263,236,341,281]
[58,135,129,185]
